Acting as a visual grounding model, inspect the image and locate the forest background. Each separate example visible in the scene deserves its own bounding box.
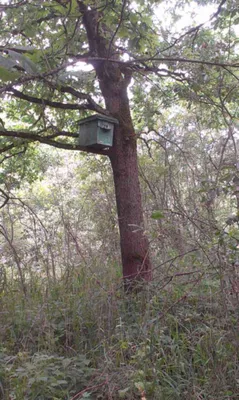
[0,0,238,399]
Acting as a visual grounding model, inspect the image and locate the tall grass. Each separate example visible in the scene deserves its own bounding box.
[0,263,238,400]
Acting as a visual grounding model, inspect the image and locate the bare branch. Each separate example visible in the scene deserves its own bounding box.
[0,1,27,10]
[160,0,227,54]
[107,0,127,58]
[7,86,109,116]
[0,143,15,154]
[10,89,91,111]
[68,55,239,69]
[57,85,109,115]
[0,188,9,209]
[0,147,26,164]
[130,56,239,69]
[152,248,199,272]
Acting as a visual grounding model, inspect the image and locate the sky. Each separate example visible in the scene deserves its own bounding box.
[157,1,216,28]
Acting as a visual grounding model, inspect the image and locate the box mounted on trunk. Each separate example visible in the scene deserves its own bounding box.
[78,114,119,149]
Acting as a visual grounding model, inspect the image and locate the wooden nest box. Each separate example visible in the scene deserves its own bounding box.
[78,114,119,149]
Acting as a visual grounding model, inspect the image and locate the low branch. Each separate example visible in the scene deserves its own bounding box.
[10,88,108,115]
[10,89,90,111]
[0,129,111,156]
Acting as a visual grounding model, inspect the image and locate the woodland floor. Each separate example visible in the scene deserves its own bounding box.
[0,267,238,400]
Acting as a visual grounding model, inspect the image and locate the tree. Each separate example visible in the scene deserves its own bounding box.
[0,0,238,288]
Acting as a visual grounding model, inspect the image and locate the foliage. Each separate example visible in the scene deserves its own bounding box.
[0,0,239,398]
[0,0,238,149]
[0,271,238,399]
[0,126,239,397]
[0,352,93,400]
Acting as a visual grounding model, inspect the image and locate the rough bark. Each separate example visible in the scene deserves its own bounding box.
[100,78,152,287]
[79,2,152,287]
[110,123,152,286]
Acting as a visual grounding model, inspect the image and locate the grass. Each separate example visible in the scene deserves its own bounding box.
[0,269,238,399]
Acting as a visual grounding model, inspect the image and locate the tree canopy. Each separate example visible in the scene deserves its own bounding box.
[0,0,238,147]
[0,1,239,398]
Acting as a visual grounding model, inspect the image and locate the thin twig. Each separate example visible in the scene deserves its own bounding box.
[0,188,9,209]
[107,0,127,58]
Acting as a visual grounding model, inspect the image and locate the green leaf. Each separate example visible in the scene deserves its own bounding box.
[56,379,68,385]
[118,387,130,398]
[62,358,72,368]
[7,50,38,74]
[134,381,145,391]
[0,66,20,82]
[0,54,16,69]
[118,27,129,39]
[151,210,164,219]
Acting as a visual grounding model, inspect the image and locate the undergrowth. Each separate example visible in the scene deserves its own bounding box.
[0,270,238,400]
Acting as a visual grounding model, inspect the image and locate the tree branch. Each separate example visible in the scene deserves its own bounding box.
[0,129,111,156]
[159,0,227,54]
[0,188,10,209]
[0,55,238,97]
[10,89,92,111]
[57,85,109,115]
[8,86,109,116]
[0,143,15,154]
[0,147,26,164]
[67,55,239,70]
[107,0,127,58]
[130,56,239,69]
[0,1,27,10]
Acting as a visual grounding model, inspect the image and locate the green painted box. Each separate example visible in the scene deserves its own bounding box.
[78,114,118,149]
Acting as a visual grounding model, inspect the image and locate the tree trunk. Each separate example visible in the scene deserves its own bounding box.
[79,3,152,287]
[110,125,152,287]
[100,80,152,287]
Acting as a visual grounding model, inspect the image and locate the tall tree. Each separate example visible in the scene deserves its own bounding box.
[0,0,238,287]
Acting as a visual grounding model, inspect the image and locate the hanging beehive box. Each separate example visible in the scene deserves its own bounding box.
[78,114,118,149]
